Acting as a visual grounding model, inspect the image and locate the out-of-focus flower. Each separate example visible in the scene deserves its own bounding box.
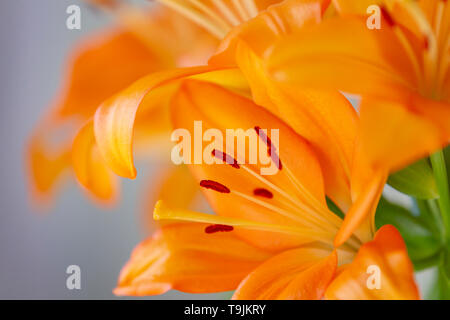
[27,0,217,206]
[264,0,450,244]
[113,79,419,299]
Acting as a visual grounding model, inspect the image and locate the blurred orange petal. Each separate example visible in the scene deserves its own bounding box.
[360,95,450,172]
[332,0,383,15]
[210,0,327,67]
[56,27,170,119]
[27,128,71,206]
[93,66,234,179]
[267,17,418,99]
[114,222,271,296]
[72,120,119,204]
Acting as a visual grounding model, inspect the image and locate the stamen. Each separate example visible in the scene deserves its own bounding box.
[399,1,439,94]
[241,164,309,212]
[254,126,282,170]
[242,0,258,18]
[253,188,273,199]
[282,165,343,229]
[211,0,241,26]
[231,190,339,234]
[156,0,227,38]
[437,37,450,95]
[231,0,250,21]
[200,180,230,193]
[212,149,240,169]
[187,0,231,32]
[205,224,234,233]
[393,28,425,91]
[153,200,333,241]
[434,0,445,39]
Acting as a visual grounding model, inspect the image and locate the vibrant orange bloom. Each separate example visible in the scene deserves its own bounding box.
[264,0,450,244]
[27,2,217,206]
[30,0,425,299]
[86,0,376,242]
[84,1,388,293]
[114,80,419,299]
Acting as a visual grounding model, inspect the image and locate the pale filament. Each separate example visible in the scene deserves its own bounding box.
[219,133,343,231]
[156,0,260,39]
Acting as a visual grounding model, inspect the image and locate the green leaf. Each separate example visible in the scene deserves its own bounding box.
[443,146,450,188]
[326,197,344,219]
[427,265,450,300]
[388,158,438,199]
[415,199,444,236]
[375,198,441,265]
[442,246,450,282]
[412,251,441,272]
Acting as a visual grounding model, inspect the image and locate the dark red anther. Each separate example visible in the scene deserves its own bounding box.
[254,126,282,170]
[424,36,430,50]
[253,188,273,199]
[212,149,240,169]
[380,6,395,27]
[205,224,234,234]
[200,180,230,193]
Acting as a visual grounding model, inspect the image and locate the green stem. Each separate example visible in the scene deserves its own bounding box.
[427,199,445,237]
[430,150,450,243]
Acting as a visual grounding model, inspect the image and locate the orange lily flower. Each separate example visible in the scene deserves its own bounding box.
[27,0,217,206]
[114,79,419,299]
[263,0,450,244]
[83,0,383,260]
[76,1,421,298]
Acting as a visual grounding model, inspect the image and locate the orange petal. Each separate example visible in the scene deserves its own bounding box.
[337,96,450,247]
[151,165,200,210]
[114,222,271,296]
[140,165,201,231]
[347,137,380,244]
[72,120,119,204]
[171,80,342,251]
[27,126,71,206]
[326,225,420,300]
[93,66,241,179]
[267,16,418,99]
[359,95,450,172]
[333,0,384,15]
[55,27,171,120]
[236,45,356,210]
[233,248,337,299]
[211,1,355,210]
[334,171,386,247]
[53,4,218,119]
[210,0,326,67]
[268,86,357,211]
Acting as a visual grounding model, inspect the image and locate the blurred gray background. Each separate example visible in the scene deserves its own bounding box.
[0,0,226,299]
